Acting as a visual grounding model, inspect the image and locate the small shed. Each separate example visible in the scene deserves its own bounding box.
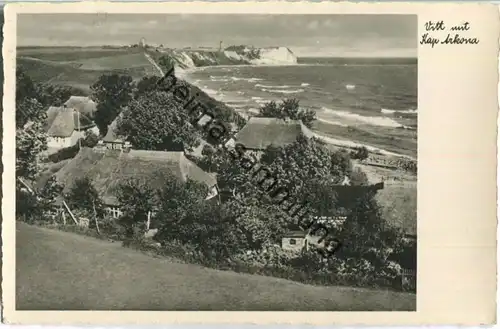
[281,230,308,252]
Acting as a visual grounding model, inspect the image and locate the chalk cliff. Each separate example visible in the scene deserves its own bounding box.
[150,45,297,70]
[224,45,298,65]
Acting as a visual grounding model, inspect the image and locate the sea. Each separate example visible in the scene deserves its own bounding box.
[185,57,418,158]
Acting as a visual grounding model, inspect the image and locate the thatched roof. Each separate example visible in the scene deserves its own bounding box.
[64,96,97,117]
[102,115,124,143]
[283,230,307,238]
[46,107,95,138]
[102,110,129,143]
[53,148,217,205]
[234,117,314,150]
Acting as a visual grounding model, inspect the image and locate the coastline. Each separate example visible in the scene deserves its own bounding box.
[179,65,416,161]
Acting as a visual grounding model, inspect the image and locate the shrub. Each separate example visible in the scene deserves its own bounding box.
[16,190,43,223]
[48,142,81,163]
[350,146,369,161]
[398,158,417,174]
[82,131,99,148]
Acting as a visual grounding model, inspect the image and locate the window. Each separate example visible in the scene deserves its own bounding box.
[289,239,297,245]
[106,207,122,218]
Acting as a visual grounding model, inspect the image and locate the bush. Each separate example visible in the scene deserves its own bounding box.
[350,146,369,161]
[397,158,417,174]
[16,190,43,223]
[99,217,127,240]
[82,131,99,148]
[48,141,81,163]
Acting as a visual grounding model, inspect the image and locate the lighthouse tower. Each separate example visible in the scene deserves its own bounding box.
[140,37,146,48]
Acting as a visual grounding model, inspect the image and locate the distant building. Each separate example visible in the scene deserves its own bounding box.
[45,106,98,149]
[101,123,125,150]
[140,37,146,48]
[51,147,219,221]
[100,113,127,150]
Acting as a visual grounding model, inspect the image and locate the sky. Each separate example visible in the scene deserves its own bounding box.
[17,14,417,58]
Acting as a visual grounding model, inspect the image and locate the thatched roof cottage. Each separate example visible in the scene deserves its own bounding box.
[45,106,98,150]
[53,147,218,218]
[234,117,314,151]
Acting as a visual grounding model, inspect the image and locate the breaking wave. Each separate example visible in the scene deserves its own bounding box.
[209,75,230,82]
[261,88,305,94]
[202,88,219,96]
[254,84,292,89]
[321,107,405,128]
[230,77,263,82]
[381,108,418,115]
[316,117,349,127]
[255,99,271,104]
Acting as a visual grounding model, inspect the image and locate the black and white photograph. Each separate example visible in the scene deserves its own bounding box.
[13,11,418,311]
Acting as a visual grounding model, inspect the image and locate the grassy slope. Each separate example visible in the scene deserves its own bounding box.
[17,47,157,94]
[354,161,417,234]
[17,47,244,125]
[16,222,416,311]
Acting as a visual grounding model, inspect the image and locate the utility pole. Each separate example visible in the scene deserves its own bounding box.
[77,109,81,148]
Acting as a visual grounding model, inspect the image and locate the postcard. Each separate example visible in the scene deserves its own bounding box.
[2,1,498,326]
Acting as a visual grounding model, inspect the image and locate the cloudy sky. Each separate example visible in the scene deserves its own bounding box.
[18,14,417,57]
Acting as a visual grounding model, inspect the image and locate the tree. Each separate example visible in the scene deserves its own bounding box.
[38,176,64,213]
[116,90,201,151]
[259,135,352,197]
[39,176,63,202]
[259,101,282,118]
[35,84,84,107]
[350,146,369,161]
[16,92,46,129]
[16,190,42,223]
[258,98,317,128]
[82,130,99,148]
[156,174,209,224]
[15,68,49,221]
[16,66,37,103]
[66,177,104,218]
[116,177,158,239]
[16,105,47,180]
[133,76,160,100]
[90,74,133,136]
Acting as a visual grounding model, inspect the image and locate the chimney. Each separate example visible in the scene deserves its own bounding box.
[95,140,106,153]
[123,141,132,153]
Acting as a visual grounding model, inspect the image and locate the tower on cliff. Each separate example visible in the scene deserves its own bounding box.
[219,40,223,52]
[140,37,146,48]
